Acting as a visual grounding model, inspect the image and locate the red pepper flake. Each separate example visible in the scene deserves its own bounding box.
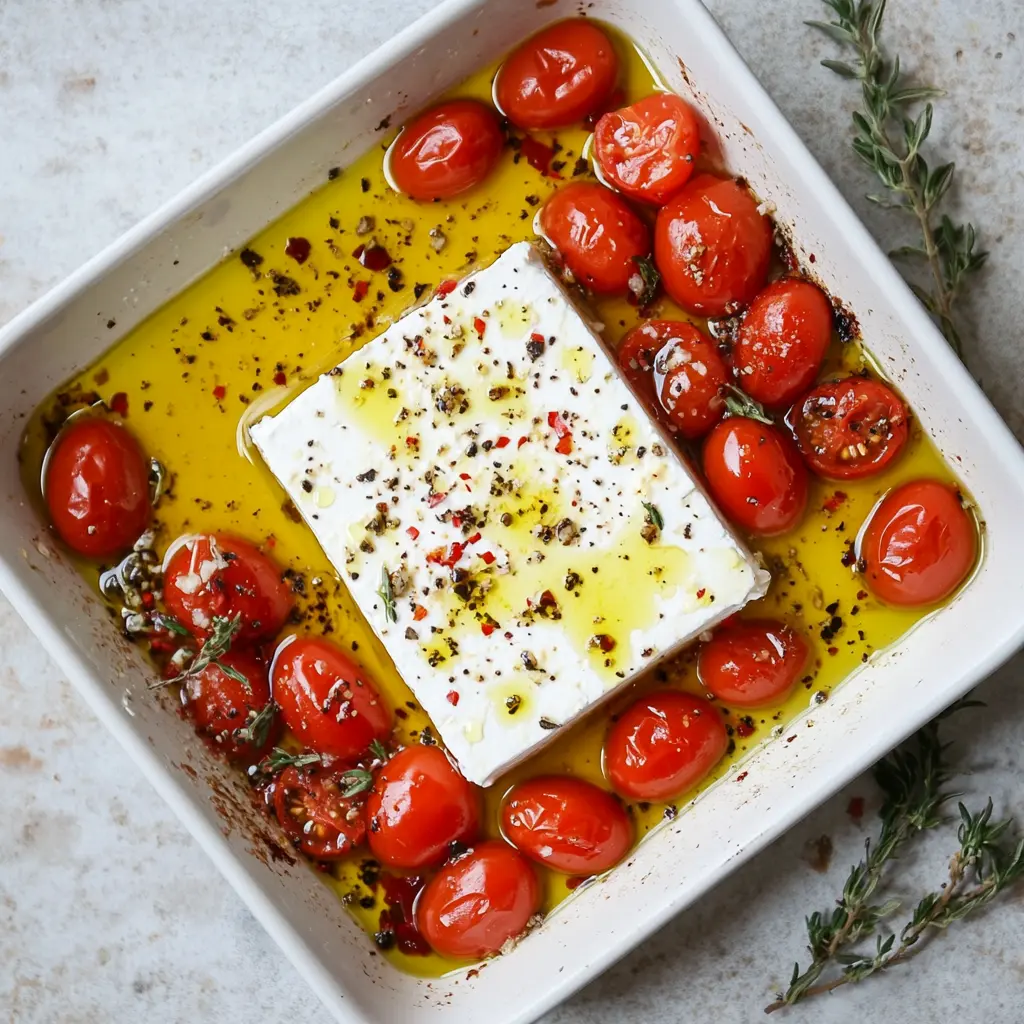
[736,717,755,738]
[413,605,428,621]
[285,236,311,264]
[108,392,129,417]
[539,590,557,609]
[273,371,287,386]
[495,436,511,449]
[530,332,546,345]
[787,734,798,743]
[140,591,155,609]
[427,542,465,568]
[467,532,481,544]
[379,874,430,956]
[442,315,451,324]
[428,491,447,508]
[548,410,573,454]
[459,473,471,481]
[446,691,460,706]
[736,771,749,782]
[481,623,495,636]
[355,243,393,271]
[407,526,420,540]
[696,588,706,600]
[857,589,868,600]
[406,436,420,448]
[517,436,529,449]
[474,317,487,338]
[555,434,573,456]
[828,646,839,656]
[480,551,496,565]
[847,796,865,821]
[519,135,562,178]
[353,280,370,302]
[823,490,848,513]
[565,876,588,891]
[212,384,226,400]
[452,516,462,529]
[437,279,458,297]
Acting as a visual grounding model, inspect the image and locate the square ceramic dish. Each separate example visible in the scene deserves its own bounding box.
[2,1,1024,1022]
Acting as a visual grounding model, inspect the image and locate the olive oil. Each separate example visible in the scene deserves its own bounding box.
[20,27,966,979]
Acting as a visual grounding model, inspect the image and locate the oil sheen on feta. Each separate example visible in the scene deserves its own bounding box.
[251,242,768,785]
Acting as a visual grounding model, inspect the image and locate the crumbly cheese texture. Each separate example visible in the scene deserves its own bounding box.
[252,243,768,785]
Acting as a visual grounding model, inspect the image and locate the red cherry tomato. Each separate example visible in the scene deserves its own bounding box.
[416,840,540,960]
[619,320,727,439]
[495,20,618,129]
[185,649,280,762]
[365,745,480,869]
[654,174,772,317]
[539,182,650,294]
[388,100,504,201]
[271,635,391,761]
[273,765,367,860]
[860,479,976,606]
[702,417,808,536]
[501,775,632,875]
[604,691,727,802]
[594,93,700,206]
[43,415,151,559]
[698,620,809,708]
[162,534,293,641]
[733,279,833,407]
[787,377,909,480]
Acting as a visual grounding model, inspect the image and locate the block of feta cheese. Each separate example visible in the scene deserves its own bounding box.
[251,242,769,786]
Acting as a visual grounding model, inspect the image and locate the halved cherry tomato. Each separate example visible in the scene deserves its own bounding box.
[604,691,728,802]
[654,174,772,317]
[594,93,700,205]
[388,100,504,201]
[185,649,280,761]
[619,320,727,439]
[416,840,540,960]
[365,745,480,869]
[501,775,632,875]
[860,479,976,606]
[787,377,909,480]
[733,279,833,407]
[698,620,809,708]
[273,764,367,860]
[44,415,151,559]
[271,635,391,761]
[162,533,293,641]
[702,417,808,535]
[495,20,618,130]
[538,182,650,294]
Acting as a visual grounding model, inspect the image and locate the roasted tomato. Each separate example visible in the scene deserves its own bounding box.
[495,20,618,129]
[619,320,728,439]
[604,691,728,801]
[538,182,650,294]
[185,649,279,761]
[273,764,367,860]
[416,841,540,960]
[702,417,808,535]
[365,745,480,869]
[594,93,700,205]
[162,533,293,641]
[271,635,391,761]
[654,174,772,317]
[698,620,809,708]
[787,377,909,480]
[860,479,976,606]
[501,775,632,875]
[733,279,833,407]
[43,415,151,559]
[388,100,504,201]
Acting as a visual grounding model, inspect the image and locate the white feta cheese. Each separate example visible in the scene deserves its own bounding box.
[251,242,768,786]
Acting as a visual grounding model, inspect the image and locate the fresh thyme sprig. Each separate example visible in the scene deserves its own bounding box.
[722,384,773,425]
[237,701,277,749]
[808,0,987,358]
[148,613,247,689]
[377,565,398,624]
[766,700,1024,1011]
[257,748,376,797]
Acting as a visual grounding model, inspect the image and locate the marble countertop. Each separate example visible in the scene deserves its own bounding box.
[1,1,1022,1021]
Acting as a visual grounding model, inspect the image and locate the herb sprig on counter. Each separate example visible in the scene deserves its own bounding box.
[809,0,987,358]
[767,701,1024,1011]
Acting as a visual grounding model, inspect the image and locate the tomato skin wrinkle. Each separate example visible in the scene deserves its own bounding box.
[860,479,976,607]
[44,415,151,559]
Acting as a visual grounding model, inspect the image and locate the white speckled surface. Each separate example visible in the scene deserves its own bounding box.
[1,1,1022,1021]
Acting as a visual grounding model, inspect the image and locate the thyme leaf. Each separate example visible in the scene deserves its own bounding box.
[722,384,773,425]
[642,501,664,531]
[259,748,323,774]
[628,255,661,309]
[237,701,277,749]
[377,564,398,623]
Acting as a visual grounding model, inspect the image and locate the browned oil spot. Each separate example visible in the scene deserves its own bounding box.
[536,0,559,7]
[0,746,43,771]
[62,75,97,93]
[802,834,834,873]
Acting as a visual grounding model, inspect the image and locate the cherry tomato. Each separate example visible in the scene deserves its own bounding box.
[604,691,728,802]
[271,635,391,761]
[787,377,909,480]
[162,533,293,641]
[654,174,772,317]
[416,840,540,960]
[619,320,727,439]
[495,20,618,130]
[702,417,808,536]
[273,764,367,860]
[388,100,504,201]
[185,649,280,761]
[698,620,809,708]
[733,279,833,407]
[365,745,480,869]
[501,775,632,875]
[594,93,700,206]
[538,182,650,294]
[860,479,976,606]
[43,415,151,559]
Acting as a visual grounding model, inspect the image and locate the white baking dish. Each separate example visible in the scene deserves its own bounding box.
[2,1,1023,1022]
